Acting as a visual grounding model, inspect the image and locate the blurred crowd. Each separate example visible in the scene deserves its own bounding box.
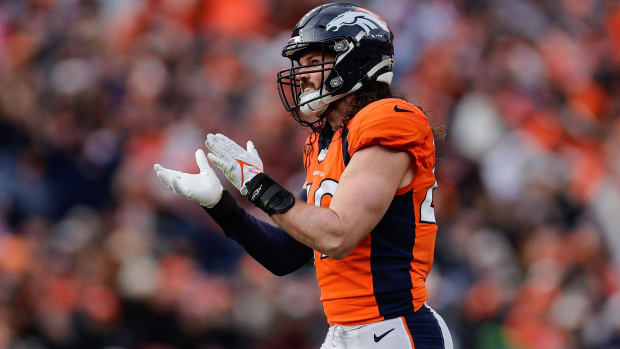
[0,0,618,348]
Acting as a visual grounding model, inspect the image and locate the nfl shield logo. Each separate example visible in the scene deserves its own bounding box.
[318,148,328,162]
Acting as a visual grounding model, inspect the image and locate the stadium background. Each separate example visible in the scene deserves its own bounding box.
[0,0,619,348]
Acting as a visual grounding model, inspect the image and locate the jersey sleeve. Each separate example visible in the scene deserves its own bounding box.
[346,99,432,157]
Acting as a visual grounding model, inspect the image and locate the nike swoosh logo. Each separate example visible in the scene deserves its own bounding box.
[394,105,414,113]
[373,328,395,342]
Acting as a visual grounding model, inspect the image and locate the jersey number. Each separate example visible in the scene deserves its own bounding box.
[306,179,339,208]
[306,179,339,259]
[420,167,437,224]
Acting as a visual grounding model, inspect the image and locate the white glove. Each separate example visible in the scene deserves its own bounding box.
[205,133,263,195]
[154,149,223,207]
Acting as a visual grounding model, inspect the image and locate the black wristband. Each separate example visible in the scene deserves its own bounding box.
[245,173,296,216]
[202,191,245,236]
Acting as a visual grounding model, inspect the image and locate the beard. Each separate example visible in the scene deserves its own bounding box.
[298,81,319,99]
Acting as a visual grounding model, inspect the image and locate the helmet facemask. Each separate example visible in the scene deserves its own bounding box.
[277,3,395,130]
[277,37,358,128]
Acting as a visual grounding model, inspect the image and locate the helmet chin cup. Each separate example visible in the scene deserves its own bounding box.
[299,90,352,118]
[299,79,369,118]
[299,90,327,118]
[299,103,327,119]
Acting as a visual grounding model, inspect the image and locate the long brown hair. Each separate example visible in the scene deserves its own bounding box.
[301,82,445,169]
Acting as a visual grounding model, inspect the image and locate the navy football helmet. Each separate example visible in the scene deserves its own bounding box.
[277,3,394,126]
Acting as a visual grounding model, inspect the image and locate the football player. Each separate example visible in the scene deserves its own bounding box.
[154,3,453,348]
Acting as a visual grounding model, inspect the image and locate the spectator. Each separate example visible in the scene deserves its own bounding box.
[0,0,617,348]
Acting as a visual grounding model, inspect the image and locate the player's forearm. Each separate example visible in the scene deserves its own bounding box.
[204,191,313,275]
[272,200,354,259]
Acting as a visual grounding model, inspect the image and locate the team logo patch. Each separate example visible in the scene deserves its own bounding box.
[251,185,263,201]
[318,148,328,162]
[325,9,389,33]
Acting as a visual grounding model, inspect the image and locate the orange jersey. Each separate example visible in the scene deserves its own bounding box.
[303,98,438,326]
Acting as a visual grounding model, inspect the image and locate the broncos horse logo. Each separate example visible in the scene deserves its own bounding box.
[325,9,389,33]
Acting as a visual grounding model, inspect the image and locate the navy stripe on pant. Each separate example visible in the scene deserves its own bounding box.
[403,304,445,349]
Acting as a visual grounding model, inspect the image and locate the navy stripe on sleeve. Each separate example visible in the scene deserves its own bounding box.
[341,126,351,166]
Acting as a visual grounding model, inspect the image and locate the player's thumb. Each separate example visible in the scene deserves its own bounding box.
[247,140,259,158]
[195,149,212,173]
